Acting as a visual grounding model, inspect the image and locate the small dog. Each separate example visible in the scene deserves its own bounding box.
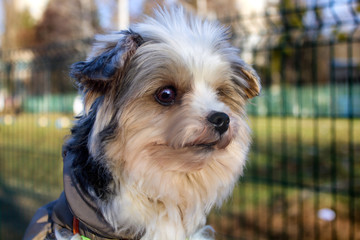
[24,6,260,240]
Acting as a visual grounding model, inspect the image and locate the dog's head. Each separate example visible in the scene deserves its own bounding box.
[69,7,260,232]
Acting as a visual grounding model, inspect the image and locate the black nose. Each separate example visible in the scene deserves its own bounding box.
[207,111,230,135]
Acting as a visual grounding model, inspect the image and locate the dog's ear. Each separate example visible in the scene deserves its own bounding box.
[70,30,144,94]
[231,58,261,99]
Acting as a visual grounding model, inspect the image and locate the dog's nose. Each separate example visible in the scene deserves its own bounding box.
[207,111,230,135]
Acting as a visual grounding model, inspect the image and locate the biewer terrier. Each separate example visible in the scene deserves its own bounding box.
[24,6,260,240]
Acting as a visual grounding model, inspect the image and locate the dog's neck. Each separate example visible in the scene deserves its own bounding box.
[62,149,142,239]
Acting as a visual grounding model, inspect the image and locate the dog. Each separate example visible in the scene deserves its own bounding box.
[24,6,260,240]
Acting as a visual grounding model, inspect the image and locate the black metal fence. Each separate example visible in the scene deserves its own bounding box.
[0,1,359,239]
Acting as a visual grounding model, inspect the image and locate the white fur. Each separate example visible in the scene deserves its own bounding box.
[70,6,259,240]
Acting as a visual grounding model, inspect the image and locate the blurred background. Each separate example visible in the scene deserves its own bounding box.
[0,0,359,239]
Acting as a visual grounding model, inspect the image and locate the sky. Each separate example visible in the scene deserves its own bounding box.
[96,0,146,29]
[96,0,178,29]
[0,0,147,37]
[303,0,360,35]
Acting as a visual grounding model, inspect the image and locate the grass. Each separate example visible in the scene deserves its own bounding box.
[0,114,69,193]
[0,113,359,239]
[248,116,360,188]
[0,113,71,239]
[208,182,360,239]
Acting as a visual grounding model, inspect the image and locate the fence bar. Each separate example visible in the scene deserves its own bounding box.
[266,41,274,239]
[347,31,355,240]
[311,38,321,240]
[295,40,304,240]
[329,37,338,240]
[1,1,359,239]
[252,48,260,240]
[279,30,289,240]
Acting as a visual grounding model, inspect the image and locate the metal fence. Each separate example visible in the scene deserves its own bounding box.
[0,1,359,240]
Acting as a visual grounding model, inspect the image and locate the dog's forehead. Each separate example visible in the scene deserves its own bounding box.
[133,7,229,48]
[132,9,232,86]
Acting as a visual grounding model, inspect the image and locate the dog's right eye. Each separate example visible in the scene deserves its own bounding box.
[154,86,177,106]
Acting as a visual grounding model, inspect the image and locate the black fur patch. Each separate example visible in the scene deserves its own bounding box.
[65,30,144,201]
[70,30,144,94]
[64,97,115,201]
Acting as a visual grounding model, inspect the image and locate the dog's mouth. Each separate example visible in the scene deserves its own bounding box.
[185,135,232,150]
[153,131,233,151]
[152,139,224,152]
[185,141,218,149]
[153,141,218,151]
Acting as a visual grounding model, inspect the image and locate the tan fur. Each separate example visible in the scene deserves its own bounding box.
[75,6,260,240]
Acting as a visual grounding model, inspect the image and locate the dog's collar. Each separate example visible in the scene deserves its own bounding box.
[62,150,139,240]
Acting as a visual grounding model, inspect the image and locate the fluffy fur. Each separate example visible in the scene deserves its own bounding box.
[64,6,260,240]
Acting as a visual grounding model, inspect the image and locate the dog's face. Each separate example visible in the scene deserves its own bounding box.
[70,8,260,230]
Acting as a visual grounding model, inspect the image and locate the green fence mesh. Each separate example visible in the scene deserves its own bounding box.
[0,1,359,239]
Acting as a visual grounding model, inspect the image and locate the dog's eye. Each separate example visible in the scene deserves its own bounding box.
[154,86,177,106]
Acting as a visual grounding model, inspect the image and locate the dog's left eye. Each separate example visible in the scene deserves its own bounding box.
[154,86,177,106]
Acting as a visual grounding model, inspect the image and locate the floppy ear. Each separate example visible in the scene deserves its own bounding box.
[231,58,261,99]
[70,30,144,95]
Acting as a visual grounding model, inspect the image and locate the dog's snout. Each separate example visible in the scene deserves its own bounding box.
[207,111,230,135]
